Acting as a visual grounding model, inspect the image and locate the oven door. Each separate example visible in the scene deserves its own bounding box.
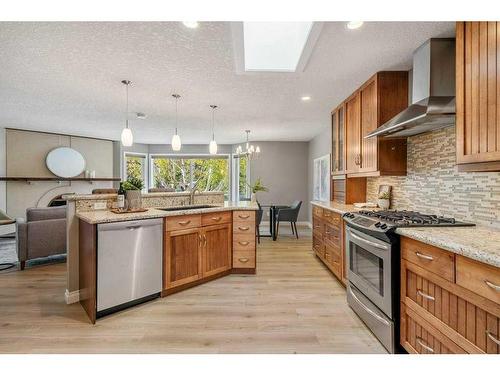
[345,226,393,318]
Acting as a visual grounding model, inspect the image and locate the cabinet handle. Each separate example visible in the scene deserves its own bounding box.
[417,289,435,301]
[238,214,250,219]
[211,216,222,222]
[178,220,191,226]
[484,280,500,292]
[416,337,434,353]
[238,257,249,263]
[238,226,250,231]
[198,234,203,244]
[486,331,500,346]
[203,234,207,244]
[238,241,250,246]
[415,252,434,261]
[324,212,331,217]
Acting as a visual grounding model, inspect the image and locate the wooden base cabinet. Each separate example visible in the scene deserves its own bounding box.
[202,223,232,278]
[312,205,345,284]
[401,237,500,354]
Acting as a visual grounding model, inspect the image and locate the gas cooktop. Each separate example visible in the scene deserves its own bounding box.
[343,209,475,234]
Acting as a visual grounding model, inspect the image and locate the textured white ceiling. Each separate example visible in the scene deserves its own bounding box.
[0,22,455,144]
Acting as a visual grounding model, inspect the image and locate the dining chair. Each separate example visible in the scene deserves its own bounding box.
[256,202,263,244]
[275,200,302,239]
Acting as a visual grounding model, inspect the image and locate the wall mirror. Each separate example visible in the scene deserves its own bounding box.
[46,147,86,178]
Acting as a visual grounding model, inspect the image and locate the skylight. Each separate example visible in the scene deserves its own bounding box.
[243,22,313,72]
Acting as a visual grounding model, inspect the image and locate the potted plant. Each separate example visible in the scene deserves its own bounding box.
[122,176,144,210]
[248,177,268,203]
[377,191,391,209]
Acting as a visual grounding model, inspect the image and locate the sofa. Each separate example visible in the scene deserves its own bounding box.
[16,207,67,269]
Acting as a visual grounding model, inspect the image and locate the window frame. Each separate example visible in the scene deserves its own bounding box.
[149,153,232,198]
[123,152,149,192]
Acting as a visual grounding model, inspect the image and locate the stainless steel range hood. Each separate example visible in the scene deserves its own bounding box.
[366,38,455,138]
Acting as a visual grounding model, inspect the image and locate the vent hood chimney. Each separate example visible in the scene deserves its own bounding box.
[366,38,455,138]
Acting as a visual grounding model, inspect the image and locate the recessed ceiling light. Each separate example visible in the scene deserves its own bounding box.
[301,96,311,101]
[347,21,364,30]
[182,21,199,29]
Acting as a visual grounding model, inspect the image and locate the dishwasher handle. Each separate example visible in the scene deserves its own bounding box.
[98,218,163,232]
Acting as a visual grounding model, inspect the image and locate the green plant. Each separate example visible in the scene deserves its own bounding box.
[122,176,144,191]
[378,191,391,200]
[248,178,268,194]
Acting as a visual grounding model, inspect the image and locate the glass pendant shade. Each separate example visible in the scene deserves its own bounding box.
[209,139,218,155]
[121,127,133,147]
[171,133,181,151]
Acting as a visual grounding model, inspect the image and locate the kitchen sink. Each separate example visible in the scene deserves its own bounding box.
[158,205,217,212]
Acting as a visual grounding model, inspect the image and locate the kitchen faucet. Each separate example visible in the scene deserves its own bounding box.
[189,180,201,205]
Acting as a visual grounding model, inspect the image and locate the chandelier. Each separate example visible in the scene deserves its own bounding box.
[236,130,260,158]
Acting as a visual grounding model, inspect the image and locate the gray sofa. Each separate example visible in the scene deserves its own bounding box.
[16,207,67,269]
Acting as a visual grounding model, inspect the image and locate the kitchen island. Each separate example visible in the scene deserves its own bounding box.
[69,193,258,323]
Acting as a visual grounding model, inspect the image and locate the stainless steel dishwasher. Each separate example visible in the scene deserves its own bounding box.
[96,218,163,318]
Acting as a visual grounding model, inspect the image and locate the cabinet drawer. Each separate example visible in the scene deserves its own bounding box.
[233,250,255,268]
[325,244,342,277]
[403,261,500,353]
[456,256,500,306]
[165,214,201,231]
[313,206,323,218]
[233,210,255,223]
[324,222,341,246]
[233,235,255,251]
[401,237,455,282]
[202,211,232,226]
[312,218,324,239]
[322,209,341,226]
[233,223,255,235]
[401,303,466,354]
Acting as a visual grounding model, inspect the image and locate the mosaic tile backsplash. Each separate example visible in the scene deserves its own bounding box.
[366,126,500,229]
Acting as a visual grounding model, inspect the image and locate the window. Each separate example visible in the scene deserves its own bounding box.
[124,153,147,192]
[150,155,230,200]
[232,154,250,201]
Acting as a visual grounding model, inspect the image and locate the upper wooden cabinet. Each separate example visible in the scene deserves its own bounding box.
[456,22,500,171]
[344,71,409,177]
[331,103,345,175]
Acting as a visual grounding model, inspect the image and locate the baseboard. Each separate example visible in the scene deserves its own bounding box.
[65,289,80,304]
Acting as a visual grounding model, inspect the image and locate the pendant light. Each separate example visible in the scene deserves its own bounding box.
[120,80,133,147]
[171,94,182,151]
[209,104,218,155]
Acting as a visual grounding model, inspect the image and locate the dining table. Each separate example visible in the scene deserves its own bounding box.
[259,203,290,241]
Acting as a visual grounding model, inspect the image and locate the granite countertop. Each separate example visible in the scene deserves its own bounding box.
[310,200,375,215]
[396,226,500,268]
[65,191,224,201]
[76,201,258,224]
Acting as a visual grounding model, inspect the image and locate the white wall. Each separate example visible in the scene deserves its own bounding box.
[0,127,12,235]
[307,126,331,222]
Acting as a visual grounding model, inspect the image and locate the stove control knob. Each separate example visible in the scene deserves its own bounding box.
[374,222,381,227]
[380,224,387,229]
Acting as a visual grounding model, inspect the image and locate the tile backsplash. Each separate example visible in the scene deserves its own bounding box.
[367,126,500,229]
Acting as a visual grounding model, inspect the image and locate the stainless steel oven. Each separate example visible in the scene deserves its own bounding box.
[345,225,398,353]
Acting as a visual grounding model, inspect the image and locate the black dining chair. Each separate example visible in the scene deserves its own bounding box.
[275,200,302,239]
[256,202,263,244]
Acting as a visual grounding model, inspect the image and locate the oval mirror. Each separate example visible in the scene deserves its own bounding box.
[46,147,86,178]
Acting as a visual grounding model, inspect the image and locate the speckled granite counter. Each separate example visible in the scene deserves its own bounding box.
[396,226,500,268]
[76,201,258,225]
[310,200,375,215]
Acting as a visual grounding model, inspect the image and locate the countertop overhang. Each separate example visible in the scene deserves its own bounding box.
[76,201,258,225]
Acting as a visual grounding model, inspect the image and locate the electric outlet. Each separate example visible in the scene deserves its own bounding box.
[94,202,107,210]
[266,211,270,217]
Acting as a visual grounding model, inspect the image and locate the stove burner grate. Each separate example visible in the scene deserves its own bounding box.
[358,210,457,226]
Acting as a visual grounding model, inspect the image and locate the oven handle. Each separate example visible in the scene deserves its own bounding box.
[348,287,390,326]
[348,229,389,250]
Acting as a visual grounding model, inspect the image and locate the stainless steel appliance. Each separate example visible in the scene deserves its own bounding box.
[96,218,163,318]
[366,38,456,138]
[343,210,474,353]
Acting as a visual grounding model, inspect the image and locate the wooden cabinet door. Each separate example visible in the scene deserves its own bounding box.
[359,78,378,173]
[345,92,361,174]
[201,223,232,278]
[331,105,346,175]
[164,228,202,289]
[457,22,500,170]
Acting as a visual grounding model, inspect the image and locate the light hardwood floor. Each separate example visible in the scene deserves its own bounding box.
[0,229,386,353]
